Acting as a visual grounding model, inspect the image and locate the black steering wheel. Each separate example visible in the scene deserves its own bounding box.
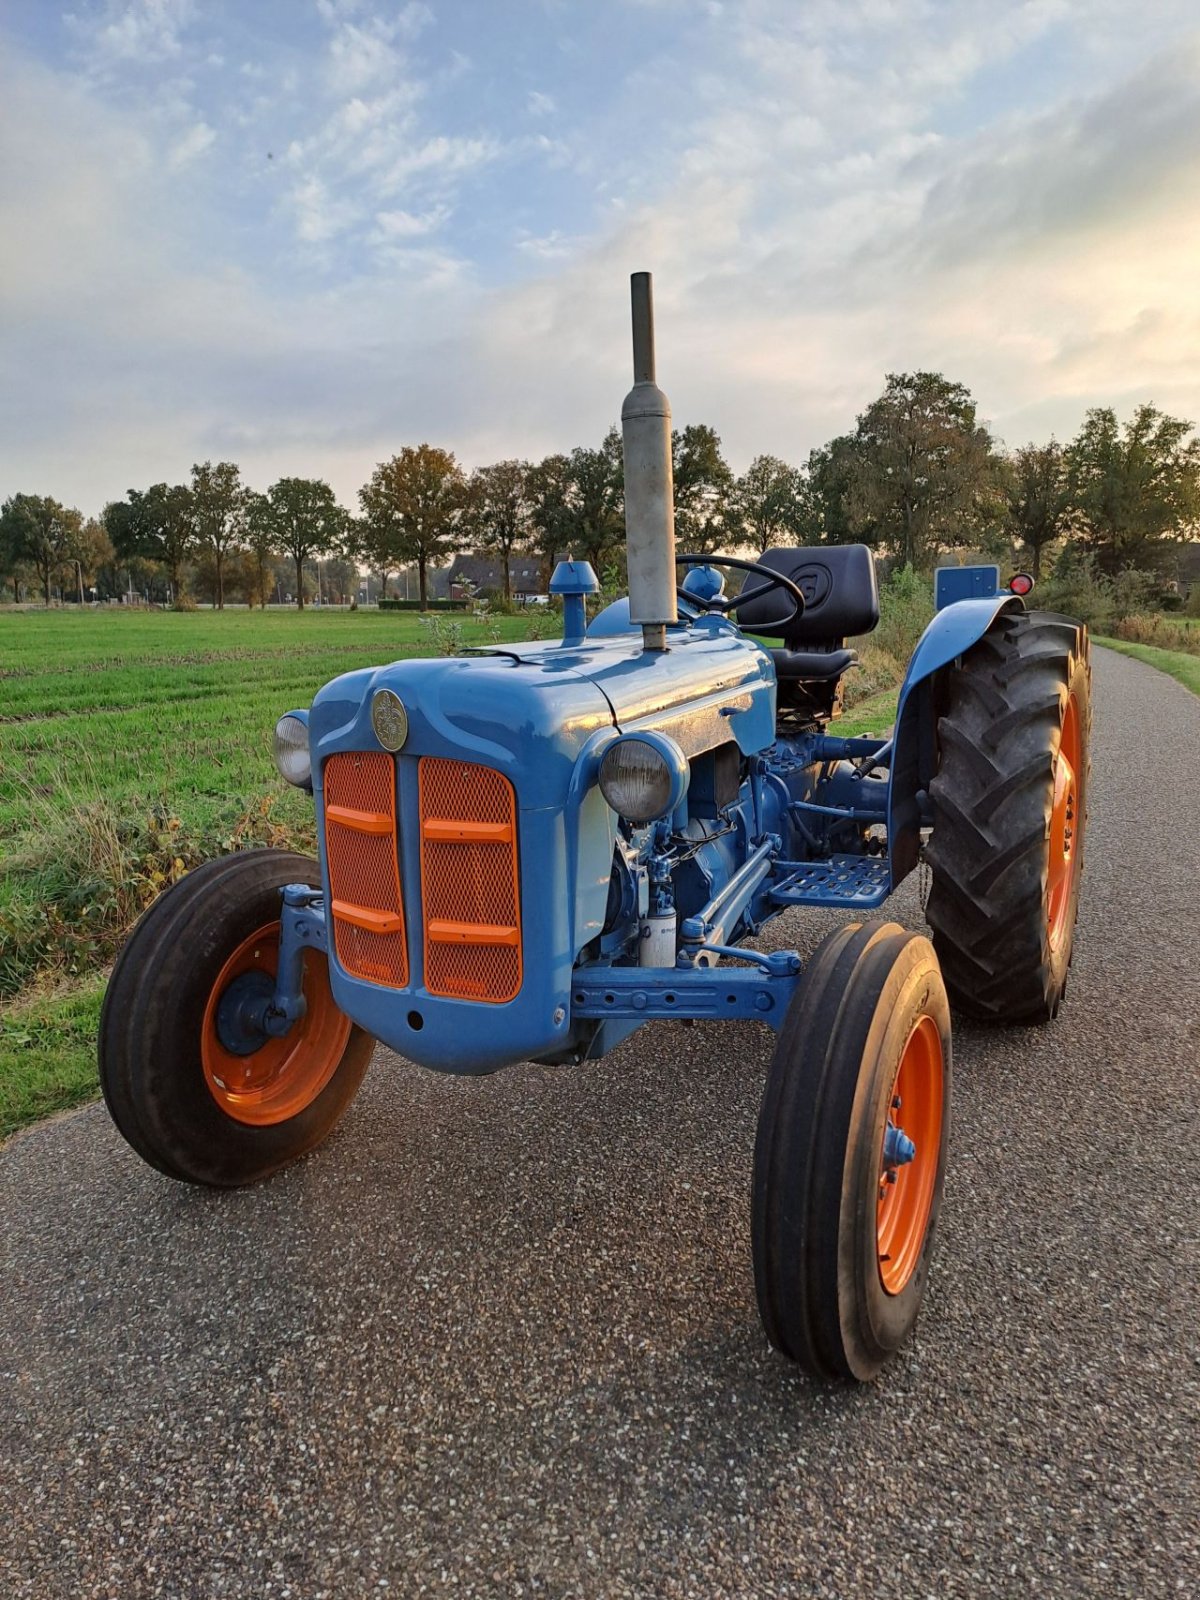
[676,553,805,628]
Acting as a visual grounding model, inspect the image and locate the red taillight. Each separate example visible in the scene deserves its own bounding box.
[1009,572,1034,596]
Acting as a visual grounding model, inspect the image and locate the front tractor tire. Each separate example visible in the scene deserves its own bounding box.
[752,922,952,1381]
[99,850,374,1188]
[925,609,1091,1024]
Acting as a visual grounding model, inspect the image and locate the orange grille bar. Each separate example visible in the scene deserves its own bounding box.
[324,751,409,988]
[419,758,522,1003]
[325,804,393,836]
[427,920,519,946]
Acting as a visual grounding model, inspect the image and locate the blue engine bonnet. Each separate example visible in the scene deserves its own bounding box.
[308,621,777,1072]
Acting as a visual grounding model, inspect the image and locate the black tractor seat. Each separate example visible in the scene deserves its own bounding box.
[736,543,879,647]
[735,544,878,720]
[769,646,857,682]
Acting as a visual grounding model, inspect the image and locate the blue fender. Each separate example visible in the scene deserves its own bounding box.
[886,595,1025,887]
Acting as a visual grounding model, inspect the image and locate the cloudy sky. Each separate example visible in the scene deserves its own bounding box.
[3,0,1199,515]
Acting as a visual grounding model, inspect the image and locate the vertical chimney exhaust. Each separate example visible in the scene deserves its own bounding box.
[621,272,677,651]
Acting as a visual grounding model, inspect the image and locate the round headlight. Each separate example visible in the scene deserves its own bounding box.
[371,689,409,752]
[273,712,311,789]
[598,732,689,824]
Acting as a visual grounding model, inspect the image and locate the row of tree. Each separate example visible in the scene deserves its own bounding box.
[3,373,1197,609]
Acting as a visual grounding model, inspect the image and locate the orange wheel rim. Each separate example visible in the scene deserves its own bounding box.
[201,922,351,1127]
[877,1015,944,1295]
[1047,690,1081,953]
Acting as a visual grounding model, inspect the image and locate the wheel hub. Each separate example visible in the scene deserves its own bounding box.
[200,922,353,1126]
[215,970,275,1057]
[882,1122,917,1169]
[876,1014,944,1295]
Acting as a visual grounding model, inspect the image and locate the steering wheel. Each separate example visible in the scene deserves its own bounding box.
[676,553,805,629]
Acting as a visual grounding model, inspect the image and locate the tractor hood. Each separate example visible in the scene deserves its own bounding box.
[464,618,777,760]
[309,617,777,785]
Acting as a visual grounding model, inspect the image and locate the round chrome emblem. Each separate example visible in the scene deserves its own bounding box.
[371,689,409,752]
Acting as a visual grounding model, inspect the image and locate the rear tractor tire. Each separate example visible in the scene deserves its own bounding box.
[752,922,952,1381]
[925,609,1091,1024]
[99,850,374,1188]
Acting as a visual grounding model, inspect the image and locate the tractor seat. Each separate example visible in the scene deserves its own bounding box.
[736,544,879,646]
[769,646,856,683]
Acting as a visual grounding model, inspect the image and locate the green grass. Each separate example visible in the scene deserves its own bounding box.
[1095,636,1200,696]
[0,608,537,842]
[836,686,900,735]
[0,976,107,1139]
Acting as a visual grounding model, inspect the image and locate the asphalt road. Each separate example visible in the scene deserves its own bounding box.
[2,645,1198,1600]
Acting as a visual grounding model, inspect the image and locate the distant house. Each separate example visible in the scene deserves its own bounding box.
[1171,541,1200,599]
[447,554,547,601]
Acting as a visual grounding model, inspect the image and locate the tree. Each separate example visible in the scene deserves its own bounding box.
[527,453,575,590]
[461,460,532,601]
[732,454,812,550]
[841,373,1006,568]
[242,493,277,609]
[0,494,84,605]
[253,477,347,610]
[106,482,195,602]
[342,515,387,599]
[566,427,624,570]
[672,423,734,554]
[806,436,859,547]
[0,503,31,601]
[1006,442,1070,578]
[322,556,358,605]
[190,460,245,609]
[359,445,465,610]
[75,518,115,598]
[1065,405,1200,576]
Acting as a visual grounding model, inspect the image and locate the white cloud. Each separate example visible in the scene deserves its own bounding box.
[515,229,581,261]
[168,120,215,167]
[373,205,452,238]
[290,175,360,242]
[68,0,195,66]
[327,21,401,95]
[527,90,556,116]
[376,134,501,192]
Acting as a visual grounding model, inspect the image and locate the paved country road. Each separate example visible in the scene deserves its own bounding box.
[2,645,1197,1600]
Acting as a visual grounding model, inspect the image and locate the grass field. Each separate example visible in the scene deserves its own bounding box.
[0,604,901,1137]
[0,608,539,841]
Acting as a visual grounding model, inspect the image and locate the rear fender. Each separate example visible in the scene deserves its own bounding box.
[886,595,1025,888]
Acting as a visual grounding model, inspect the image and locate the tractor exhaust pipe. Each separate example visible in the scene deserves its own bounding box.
[622,272,677,652]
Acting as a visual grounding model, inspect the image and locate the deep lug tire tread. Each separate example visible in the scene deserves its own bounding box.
[925,610,1091,1025]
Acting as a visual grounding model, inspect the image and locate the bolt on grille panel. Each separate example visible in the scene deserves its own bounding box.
[419,758,522,1003]
[323,751,409,987]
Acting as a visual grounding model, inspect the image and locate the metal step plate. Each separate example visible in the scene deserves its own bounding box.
[770,855,891,909]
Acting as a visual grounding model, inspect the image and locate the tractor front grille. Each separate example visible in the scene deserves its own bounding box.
[323,751,409,988]
[418,757,522,1003]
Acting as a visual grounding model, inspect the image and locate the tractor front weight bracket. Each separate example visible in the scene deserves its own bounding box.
[570,960,800,1031]
[259,883,330,1036]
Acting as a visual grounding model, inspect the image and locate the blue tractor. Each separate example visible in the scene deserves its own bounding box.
[100,275,1090,1380]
